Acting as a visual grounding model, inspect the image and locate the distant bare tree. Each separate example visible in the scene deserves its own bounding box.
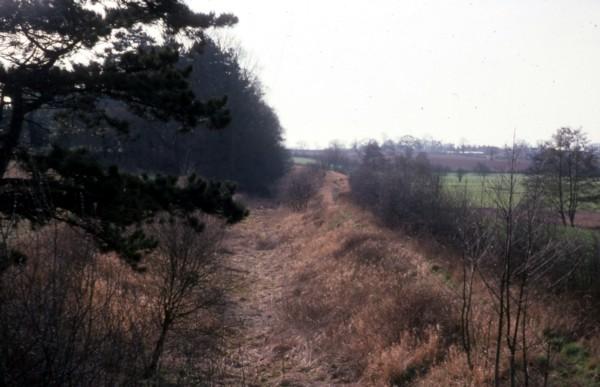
[475,162,491,178]
[350,142,453,234]
[456,168,466,182]
[487,146,499,161]
[479,142,569,387]
[320,140,349,171]
[529,128,597,226]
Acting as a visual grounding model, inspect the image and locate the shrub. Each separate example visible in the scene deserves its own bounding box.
[349,146,456,236]
[278,165,325,211]
[143,214,225,379]
[0,216,227,386]
[0,226,147,386]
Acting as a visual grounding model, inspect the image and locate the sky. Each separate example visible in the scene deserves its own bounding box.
[192,0,600,148]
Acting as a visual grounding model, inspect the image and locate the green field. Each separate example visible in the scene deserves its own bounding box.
[442,172,600,210]
[442,173,525,208]
[292,156,318,165]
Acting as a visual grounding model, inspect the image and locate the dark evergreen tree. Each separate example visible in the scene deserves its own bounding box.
[105,39,290,194]
[0,0,246,267]
[192,40,290,194]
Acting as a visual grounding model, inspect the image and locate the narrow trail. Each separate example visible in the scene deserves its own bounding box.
[220,204,296,386]
[218,173,348,386]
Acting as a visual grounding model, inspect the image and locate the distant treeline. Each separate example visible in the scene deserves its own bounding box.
[293,134,600,174]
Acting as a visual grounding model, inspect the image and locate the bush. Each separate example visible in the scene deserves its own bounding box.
[349,146,456,236]
[0,226,146,386]
[278,165,325,211]
[0,216,227,386]
[143,214,225,379]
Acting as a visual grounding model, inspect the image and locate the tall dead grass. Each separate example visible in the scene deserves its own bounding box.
[278,165,325,211]
[279,186,461,385]
[277,171,595,386]
[0,217,228,386]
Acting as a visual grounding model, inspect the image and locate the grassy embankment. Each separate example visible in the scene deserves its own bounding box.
[232,169,600,385]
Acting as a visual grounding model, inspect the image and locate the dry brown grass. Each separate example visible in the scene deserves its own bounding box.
[364,329,441,385]
[2,219,229,385]
[269,170,600,386]
[273,171,464,385]
[10,169,593,385]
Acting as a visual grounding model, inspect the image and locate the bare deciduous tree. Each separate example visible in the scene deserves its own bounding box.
[320,140,349,172]
[278,165,325,211]
[144,215,224,378]
[529,127,597,227]
[477,142,570,387]
[454,188,493,370]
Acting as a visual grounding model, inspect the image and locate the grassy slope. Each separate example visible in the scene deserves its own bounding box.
[220,170,599,386]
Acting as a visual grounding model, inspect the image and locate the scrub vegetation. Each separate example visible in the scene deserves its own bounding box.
[1,1,599,386]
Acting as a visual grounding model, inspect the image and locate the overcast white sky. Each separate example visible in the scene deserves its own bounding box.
[192,0,600,148]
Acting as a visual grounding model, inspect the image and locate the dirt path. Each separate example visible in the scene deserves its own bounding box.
[217,173,351,386]
[218,204,321,386]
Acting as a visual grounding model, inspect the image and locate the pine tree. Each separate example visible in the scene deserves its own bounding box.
[95,39,290,194]
[0,0,246,267]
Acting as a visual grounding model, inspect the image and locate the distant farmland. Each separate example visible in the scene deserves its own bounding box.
[443,172,600,212]
[292,156,318,165]
[428,153,531,172]
[442,172,527,207]
[290,149,533,173]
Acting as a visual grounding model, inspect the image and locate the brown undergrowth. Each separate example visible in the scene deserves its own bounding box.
[1,218,229,385]
[267,170,597,386]
[275,171,461,385]
[16,168,588,385]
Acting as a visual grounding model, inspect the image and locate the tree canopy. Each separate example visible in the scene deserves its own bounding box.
[528,127,598,227]
[0,0,246,267]
[77,38,290,194]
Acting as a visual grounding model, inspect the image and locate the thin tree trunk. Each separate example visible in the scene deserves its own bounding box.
[568,155,577,227]
[461,254,475,369]
[496,144,518,387]
[508,278,525,387]
[494,272,506,387]
[543,341,551,387]
[557,153,567,226]
[522,291,529,387]
[146,316,172,378]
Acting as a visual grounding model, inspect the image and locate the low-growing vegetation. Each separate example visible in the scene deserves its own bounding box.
[278,165,325,211]
[0,216,227,385]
